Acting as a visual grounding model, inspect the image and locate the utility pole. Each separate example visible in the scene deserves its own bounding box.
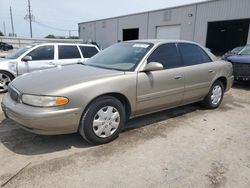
[3,21,6,35]
[27,0,33,38]
[9,6,15,37]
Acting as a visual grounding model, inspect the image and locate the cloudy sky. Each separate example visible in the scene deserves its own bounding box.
[0,0,208,38]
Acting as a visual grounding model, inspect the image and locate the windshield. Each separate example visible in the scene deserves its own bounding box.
[5,46,33,59]
[231,47,244,54]
[239,45,250,55]
[85,42,153,71]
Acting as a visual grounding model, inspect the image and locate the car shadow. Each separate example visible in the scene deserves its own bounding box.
[0,103,205,156]
[233,81,250,90]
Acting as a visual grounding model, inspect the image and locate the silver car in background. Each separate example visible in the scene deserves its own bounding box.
[0,43,100,92]
[2,40,234,145]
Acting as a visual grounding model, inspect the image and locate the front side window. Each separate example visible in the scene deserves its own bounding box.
[147,43,182,69]
[58,45,81,59]
[27,45,54,61]
[86,42,153,71]
[79,46,99,58]
[5,46,33,59]
[178,43,211,66]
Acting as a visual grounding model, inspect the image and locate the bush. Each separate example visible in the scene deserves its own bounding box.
[45,34,56,38]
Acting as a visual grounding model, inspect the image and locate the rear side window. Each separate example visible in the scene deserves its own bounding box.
[58,45,81,59]
[178,43,211,66]
[27,45,54,61]
[79,46,99,58]
[147,43,182,69]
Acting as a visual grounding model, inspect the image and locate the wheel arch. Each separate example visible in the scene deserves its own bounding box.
[215,77,227,90]
[82,92,132,121]
[0,69,16,80]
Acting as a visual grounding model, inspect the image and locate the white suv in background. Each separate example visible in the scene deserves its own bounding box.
[0,43,100,92]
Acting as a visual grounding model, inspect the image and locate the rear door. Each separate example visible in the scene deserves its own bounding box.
[18,45,56,74]
[57,45,82,65]
[136,43,185,115]
[178,43,216,103]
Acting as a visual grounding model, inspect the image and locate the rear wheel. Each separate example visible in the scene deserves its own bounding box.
[201,81,224,109]
[79,96,125,145]
[0,71,14,93]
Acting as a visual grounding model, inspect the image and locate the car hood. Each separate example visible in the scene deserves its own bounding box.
[222,52,236,60]
[227,55,250,64]
[11,64,125,95]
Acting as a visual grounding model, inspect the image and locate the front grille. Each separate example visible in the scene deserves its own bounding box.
[233,63,250,77]
[8,85,21,102]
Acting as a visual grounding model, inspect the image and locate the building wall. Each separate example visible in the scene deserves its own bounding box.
[248,24,250,44]
[79,0,250,48]
[79,22,96,43]
[96,18,118,48]
[194,0,250,46]
[148,5,196,41]
[117,13,148,41]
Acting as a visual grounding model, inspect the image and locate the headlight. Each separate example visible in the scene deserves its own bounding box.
[21,94,69,107]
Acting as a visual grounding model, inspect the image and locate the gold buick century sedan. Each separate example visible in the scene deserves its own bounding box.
[2,40,234,144]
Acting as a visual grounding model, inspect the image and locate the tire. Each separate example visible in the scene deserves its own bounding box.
[79,96,126,145]
[0,71,14,93]
[201,81,224,109]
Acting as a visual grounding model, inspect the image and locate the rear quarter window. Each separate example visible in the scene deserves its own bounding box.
[79,46,99,58]
[58,45,81,59]
[178,43,211,66]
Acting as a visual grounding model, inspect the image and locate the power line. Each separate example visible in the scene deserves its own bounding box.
[32,20,77,32]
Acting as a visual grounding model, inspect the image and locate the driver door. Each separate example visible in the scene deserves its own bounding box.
[136,43,185,115]
[18,45,56,75]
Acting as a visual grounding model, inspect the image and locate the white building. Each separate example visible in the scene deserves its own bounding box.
[78,0,250,54]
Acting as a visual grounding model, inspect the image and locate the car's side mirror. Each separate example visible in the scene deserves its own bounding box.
[142,62,163,72]
[22,55,32,62]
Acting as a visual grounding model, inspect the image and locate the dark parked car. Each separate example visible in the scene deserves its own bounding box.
[222,46,244,60]
[227,45,250,81]
[0,42,13,51]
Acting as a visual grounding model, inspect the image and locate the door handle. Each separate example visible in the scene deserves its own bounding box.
[174,75,183,80]
[48,62,56,65]
[209,70,215,73]
[43,62,56,68]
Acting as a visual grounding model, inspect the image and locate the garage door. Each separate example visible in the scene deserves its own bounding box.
[156,25,181,40]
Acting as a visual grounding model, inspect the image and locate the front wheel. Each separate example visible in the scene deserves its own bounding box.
[0,71,14,93]
[79,96,126,145]
[201,81,224,109]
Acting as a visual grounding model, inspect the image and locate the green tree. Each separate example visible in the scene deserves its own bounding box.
[0,31,4,36]
[67,36,79,39]
[45,34,56,38]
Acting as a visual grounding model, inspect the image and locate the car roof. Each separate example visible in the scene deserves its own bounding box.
[126,39,217,61]
[26,42,98,48]
[41,42,97,46]
[126,39,200,45]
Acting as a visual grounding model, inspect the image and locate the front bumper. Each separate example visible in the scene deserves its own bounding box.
[1,93,83,135]
[226,75,234,92]
[233,63,250,81]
